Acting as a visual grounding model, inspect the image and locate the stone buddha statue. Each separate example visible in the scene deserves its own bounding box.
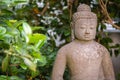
[51,4,115,80]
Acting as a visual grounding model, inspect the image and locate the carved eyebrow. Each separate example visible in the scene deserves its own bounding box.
[80,26,85,28]
[90,27,94,29]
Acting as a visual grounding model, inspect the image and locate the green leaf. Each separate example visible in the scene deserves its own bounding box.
[3,34,13,44]
[0,75,22,80]
[2,54,9,72]
[13,20,25,28]
[4,20,14,28]
[103,37,113,43]
[0,26,6,35]
[0,75,10,80]
[22,53,33,60]
[31,52,46,66]
[14,0,28,4]
[9,20,17,23]
[36,55,47,66]
[31,70,40,78]
[35,40,44,49]
[21,31,29,43]
[20,63,27,70]
[22,57,36,72]
[29,33,47,48]
[22,22,32,35]
[10,28,20,36]
[10,76,23,80]
[101,23,106,30]
[1,9,14,15]
[31,26,45,31]
[32,52,42,58]
[29,33,46,44]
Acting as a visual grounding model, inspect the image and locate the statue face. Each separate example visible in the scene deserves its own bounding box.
[74,19,97,41]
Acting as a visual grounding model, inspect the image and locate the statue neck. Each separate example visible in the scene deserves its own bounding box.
[74,39,94,45]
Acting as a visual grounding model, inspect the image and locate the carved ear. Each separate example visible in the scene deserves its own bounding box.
[70,22,75,41]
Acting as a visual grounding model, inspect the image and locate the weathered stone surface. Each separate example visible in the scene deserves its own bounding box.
[51,4,115,80]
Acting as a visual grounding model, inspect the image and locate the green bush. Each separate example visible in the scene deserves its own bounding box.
[0,20,47,80]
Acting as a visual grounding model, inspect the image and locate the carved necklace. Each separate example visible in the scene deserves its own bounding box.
[75,42,100,60]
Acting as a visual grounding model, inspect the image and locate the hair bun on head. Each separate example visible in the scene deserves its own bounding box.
[72,4,97,22]
[77,4,91,12]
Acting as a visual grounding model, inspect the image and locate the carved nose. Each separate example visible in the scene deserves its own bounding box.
[85,29,90,34]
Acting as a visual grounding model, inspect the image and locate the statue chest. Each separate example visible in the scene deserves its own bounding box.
[67,46,103,66]
[66,46,103,76]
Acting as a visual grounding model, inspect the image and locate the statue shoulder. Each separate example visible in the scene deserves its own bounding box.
[94,42,109,54]
[58,42,74,54]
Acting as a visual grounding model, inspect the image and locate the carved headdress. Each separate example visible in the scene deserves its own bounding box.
[72,4,97,22]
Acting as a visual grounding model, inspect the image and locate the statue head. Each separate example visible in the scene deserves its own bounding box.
[71,4,97,41]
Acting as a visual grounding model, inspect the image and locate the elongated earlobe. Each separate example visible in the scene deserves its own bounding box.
[71,22,75,41]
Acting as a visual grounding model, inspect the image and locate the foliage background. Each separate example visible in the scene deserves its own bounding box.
[0,0,120,80]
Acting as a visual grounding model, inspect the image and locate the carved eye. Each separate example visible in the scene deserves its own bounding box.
[80,27,85,29]
[90,27,94,29]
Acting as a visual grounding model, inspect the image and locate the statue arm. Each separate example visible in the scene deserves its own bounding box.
[51,48,67,80]
[102,48,115,80]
